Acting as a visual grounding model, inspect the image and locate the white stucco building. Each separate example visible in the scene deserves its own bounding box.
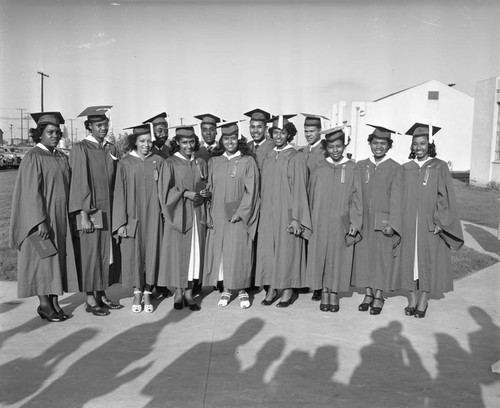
[327,80,474,171]
[469,76,500,187]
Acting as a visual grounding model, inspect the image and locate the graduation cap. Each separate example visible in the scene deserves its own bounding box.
[301,113,329,128]
[77,105,112,123]
[194,113,221,126]
[31,111,65,126]
[268,114,296,130]
[170,124,197,138]
[320,125,347,143]
[366,124,396,140]
[244,108,272,122]
[405,122,441,138]
[143,112,168,126]
[218,120,246,139]
[124,123,155,141]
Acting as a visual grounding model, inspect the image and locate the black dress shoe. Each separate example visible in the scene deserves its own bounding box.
[404,306,416,316]
[97,297,122,309]
[188,303,201,311]
[329,304,340,313]
[358,295,373,312]
[56,309,70,320]
[276,293,295,308]
[173,301,184,310]
[261,299,273,306]
[85,303,110,316]
[414,305,428,318]
[311,290,322,301]
[37,307,64,322]
[369,298,384,315]
[319,303,331,312]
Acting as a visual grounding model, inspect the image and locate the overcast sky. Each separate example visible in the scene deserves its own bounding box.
[1,0,499,142]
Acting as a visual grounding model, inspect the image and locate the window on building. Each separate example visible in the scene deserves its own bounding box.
[496,103,500,161]
[428,91,439,100]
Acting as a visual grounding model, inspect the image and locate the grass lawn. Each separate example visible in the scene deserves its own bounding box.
[0,170,498,282]
[0,169,18,281]
[454,179,500,229]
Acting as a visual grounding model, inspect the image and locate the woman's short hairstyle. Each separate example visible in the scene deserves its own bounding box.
[367,134,393,149]
[268,122,298,143]
[30,124,61,144]
[170,134,201,155]
[408,140,437,159]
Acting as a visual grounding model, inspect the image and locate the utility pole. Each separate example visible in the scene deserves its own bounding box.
[37,71,49,112]
[10,124,13,145]
[16,108,26,144]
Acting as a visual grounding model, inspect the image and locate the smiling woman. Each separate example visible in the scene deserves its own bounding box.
[9,111,79,322]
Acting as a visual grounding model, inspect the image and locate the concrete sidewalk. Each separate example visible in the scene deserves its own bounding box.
[0,223,499,407]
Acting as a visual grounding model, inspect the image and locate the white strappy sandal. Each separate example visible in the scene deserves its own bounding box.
[132,290,142,313]
[143,290,154,313]
[218,292,231,307]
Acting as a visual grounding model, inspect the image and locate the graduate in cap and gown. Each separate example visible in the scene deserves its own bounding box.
[69,105,122,316]
[351,125,403,315]
[306,126,363,312]
[255,115,312,307]
[244,108,274,168]
[299,113,330,301]
[9,112,78,322]
[203,120,261,308]
[396,123,463,318]
[113,123,164,313]
[157,125,210,311]
[300,113,330,171]
[143,112,171,159]
[194,113,224,163]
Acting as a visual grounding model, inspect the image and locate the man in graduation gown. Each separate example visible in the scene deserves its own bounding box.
[143,112,171,159]
[244,108,274,169]
[194,113,223,163]
[299,113,329,169]
[69,105,122,316]
[299,113,330,300]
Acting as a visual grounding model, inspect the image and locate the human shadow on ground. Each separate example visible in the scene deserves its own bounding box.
[141,317,266,408]
[464,223,500,255]
[348,321,432,408]
[429,306,500,407]
[0,300,22,314]
[0,292,86,350]
[0,328,98,405]
[19,308,190,408]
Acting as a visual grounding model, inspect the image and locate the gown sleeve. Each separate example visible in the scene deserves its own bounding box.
[349,163,363,232]
[388,164,404,249]
[68,142,93,214]
[236,158,261,240]
[112,160,128,234]
[434,163,464,250]
[9,152,45,249]
[291,152,312,239]
[158,159,189,233]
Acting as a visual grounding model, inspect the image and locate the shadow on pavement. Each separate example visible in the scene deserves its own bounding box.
[0,328,98,405]
[464,223,500,255]
[17,308,190,408]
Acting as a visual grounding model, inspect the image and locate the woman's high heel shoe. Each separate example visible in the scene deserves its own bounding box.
[370,297,384,315]
[404,306,416,316]
[143,290,154,313]
[414,304,428,318]
[37,306,64,322]
[358,295,373,312]
[173,292,184,310]
[132,290,142,313]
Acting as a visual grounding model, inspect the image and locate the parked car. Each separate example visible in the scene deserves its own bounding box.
[15,146,32,161]
[0,146,19,168]
[0,151,6,169]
